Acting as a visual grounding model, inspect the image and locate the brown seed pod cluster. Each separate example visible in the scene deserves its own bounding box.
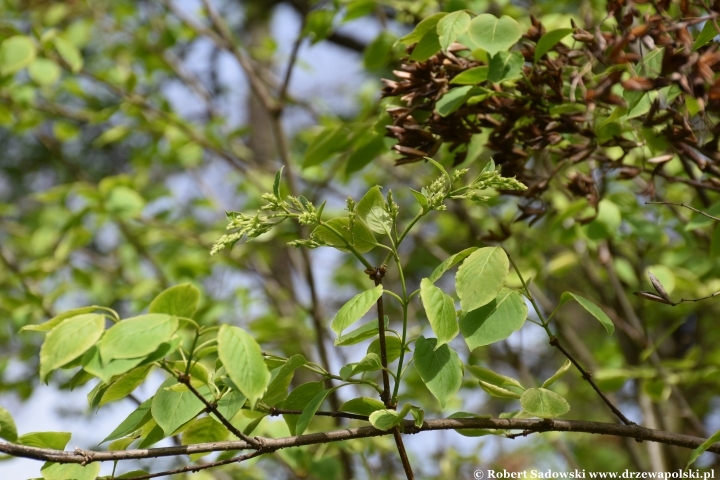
[382,0,720,217]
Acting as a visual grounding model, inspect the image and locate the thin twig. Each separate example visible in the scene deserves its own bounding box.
[176,373,262,448]
[277,14,306,107]
[392,428,414,480]
[268,407,368,421]
[646,201,720,222]
[122,449,267,480]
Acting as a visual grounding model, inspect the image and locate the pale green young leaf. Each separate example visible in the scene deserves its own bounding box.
[107,437,136,451]
[28,58,61,86]
[151,378,211,435]
[137,423,165,448]
[557,292,615,335]
[356,186,392,236]
[101,397,153,443]
[0,406,17,442]
[456,247,509,313]
[429,247,478,283]
[330,285,383,336]
[41,462,100,480]
[313,217,377,253]
[181,417,229,460]
[335,317,386,346]
[435,86,473,117]
[448,411,494,437]
[460,288,527,350]
[282,382,325,435]
[420,278,459,348]
[99,365,153,406]
[83,338,180,383]
[149,283,201,318]
[466,365,524,390]
[488,51,524,83]
[409,29,442,62]
[18,431,71,450]
[217,325,271,409]
[98,314,178,363]
[21,306,117,333]
[53,36,83,73]
[263,354,306,405]
[520,388,570,418]
[369,409,404,430]
[215,389,246,422]
[295,388,337,435]
[340,353,382,380]
[339,397,385,416]
[450,66,489,85]
[399,12,448,44]
[479,380,522,399]
[437,10,471,51]
[687,428,720,467]
[0,36,36,75]
[468,14,522,56]
[542,360,572,388]
[534,28,574,62]
[693,20,720,50]
[413,336,463,408]
[40,313,105,381]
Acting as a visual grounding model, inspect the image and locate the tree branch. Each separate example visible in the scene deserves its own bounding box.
[2,418,719,466]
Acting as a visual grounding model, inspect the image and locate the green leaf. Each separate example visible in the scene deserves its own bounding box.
[18,431,71,450]
[450,66,489,85]
[303,127,351,168]
[138,422,165,448]
[639,47,664,78]
[215,389,246,422]
[687,428,720,467]
[40,313,105,381]
[0,36,36,75]
[149,283,200,318]
[304,9,334,44]
[456,246,509,313]
[448,411,494,437]
[686,202,720,230]
[83,339,179,383]
[369,409,404,430]
[367,335,406,363]
[41,462,100,480]
[339,397,385,416]
[346,133,387,175]
[340,353,382,380]
[21,306,111,333]
[263,354,306,405]
[586,200,621,240]
[478,380,521,399]
[599,106,627,128]
[711,225,720,258]
[460,288,527,350]
[296,388,337,435]
[468,14,523,56]
[520,388,570,418]
[466,365,524,390]
[28,58,61,86]
[273,167,283,198]
[151,378,209,435]
[557,292,615,335]
[335,317,386,346]
[437,10,471,51]
[53,36,83,72]
[410,189,428,208]
[534,28,574,62]
[217,325,271,409]
[435,85,473,117]
[282,382,325,435]
[181,417,229,460]
[413,336,463,408]
[103,184,144,216]
[356,186,392,236]
[429,247,478,283]
[313,217,377,254]
[399,12,448,45]
[330,285,383,336]
[420,278,459,348]
[694,20,720,50]
[102,397,153,443]
[99,365,153,406]
[488,51,524,83]
[98,314,178,363]
[364,31,396,71]
[0,406,17,442]
[409,29,442,62]
[542,360,572,388]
